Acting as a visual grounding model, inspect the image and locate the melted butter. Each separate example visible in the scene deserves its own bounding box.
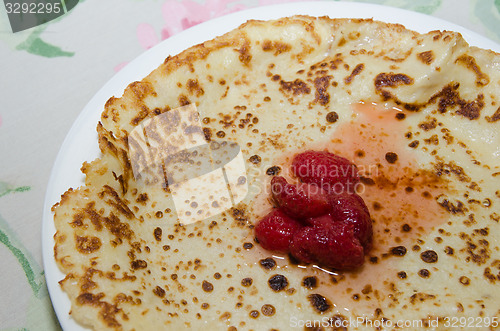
[247,102,452,319]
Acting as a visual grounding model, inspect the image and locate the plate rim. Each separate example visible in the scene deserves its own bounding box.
[42,2,500,330]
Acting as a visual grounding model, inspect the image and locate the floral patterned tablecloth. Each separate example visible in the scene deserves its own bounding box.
[0,0,499,330]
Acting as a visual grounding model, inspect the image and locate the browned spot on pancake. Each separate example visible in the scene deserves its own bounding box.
[430,84,484,119]
[219,311,231,321]
[456,94,484,120]
[202,280,214,292]
[313,75,332,106]
[76,292,122,328]
[455,54,490,86]
[130,106,149,126]
[249,310,259,318]
[436,195,467,214]
[410,292,435,304]
[344,63,364,84]
[136,193,148,204]
[420,250,439,263]
[268,274,288,292]
[419,117,437,131]
[375,72,414,90]
[459,276,471,285]
[186,79,205,97]
[266,166,281,176]
[326,111,339,123]
[229,206,249,226]
[261,304,276,316]
[395,112,406,120]
[390,246,407,256]
[76,235,102,254]
[129,81,157,100]
[259,257,276,270]
[385,152,398,164]
[483,262,500,283]
[302,276,318,289]
[153,227,162,241]
[71,212,84,227]
[374,73,416,109]
[308,294,332,313]
[82,201,134,242]
[279,78,311,95]
[434,160,471,182]
[77,292,102,304]
[417,50,434,64]
[408,140,419,148]
[360,177,375,188]
[241,277,253,287]
[238,113,254,129]
[236,41,252,65]
[262,39,292,55]
[424,134,439,145]
[418,269,431,278]
[102,97,117,119]
[79,268,101,291]
[486,106,500,122]
[249,155,261,164]
[153,286,166,297]
[459,232,491,265]
[131,259,147,270]
[202,127,212,142]
[373,74,485,117]
[178,94,191,106]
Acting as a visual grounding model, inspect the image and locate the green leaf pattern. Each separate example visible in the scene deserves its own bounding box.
[0,0,76,58]
[474,0,500,42]
[0,183,61,331]
[337,0,442,14]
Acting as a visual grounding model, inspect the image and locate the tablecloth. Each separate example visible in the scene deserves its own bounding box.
[1,0,499,329]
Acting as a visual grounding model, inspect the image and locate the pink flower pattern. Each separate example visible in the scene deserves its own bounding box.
[160,0,246,40]
[115,0,311,71]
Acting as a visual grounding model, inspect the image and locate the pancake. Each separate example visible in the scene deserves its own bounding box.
[52,16,500,330]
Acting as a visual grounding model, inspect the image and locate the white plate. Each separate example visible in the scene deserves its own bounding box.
[42,1,500,330]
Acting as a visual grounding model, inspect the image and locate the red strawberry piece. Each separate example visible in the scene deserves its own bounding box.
[329,192,373,251]
[254,209,303,253]
[289,221,365,270]
[271,176,331,219]
[304,213,335,227]
[291,150,359,193]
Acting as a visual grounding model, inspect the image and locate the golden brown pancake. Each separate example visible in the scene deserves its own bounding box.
[53,16,500,330]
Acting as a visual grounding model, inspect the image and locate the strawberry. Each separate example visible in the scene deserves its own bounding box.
[271,176,331,219]
[254,209,302,253]
[291,150,359,193]
[304,213,335,228]
[329,192,373,250]
[290,221,365,270]
[255,151,372,271]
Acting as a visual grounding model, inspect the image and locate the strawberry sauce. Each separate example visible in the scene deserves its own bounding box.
[248,102,451,318]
